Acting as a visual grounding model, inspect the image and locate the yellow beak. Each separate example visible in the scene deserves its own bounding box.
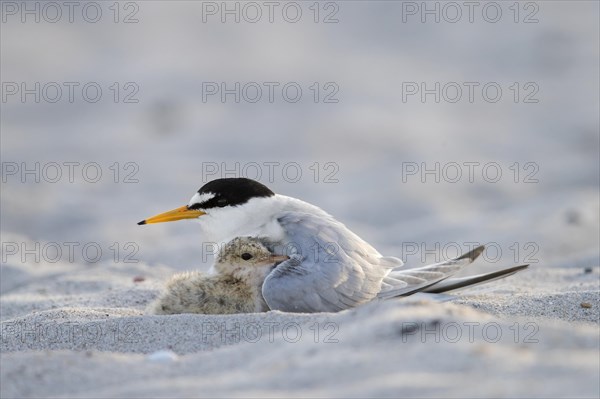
[138,205,205,225]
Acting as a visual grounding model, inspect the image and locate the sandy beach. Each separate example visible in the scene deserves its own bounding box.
[1,230,599,397]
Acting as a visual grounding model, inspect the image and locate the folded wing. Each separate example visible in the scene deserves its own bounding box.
[261,211,401,313]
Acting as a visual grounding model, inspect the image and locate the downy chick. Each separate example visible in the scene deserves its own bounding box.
[148,237,288,315]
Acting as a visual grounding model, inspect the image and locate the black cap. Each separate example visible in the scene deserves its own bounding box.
[188,178,275,210]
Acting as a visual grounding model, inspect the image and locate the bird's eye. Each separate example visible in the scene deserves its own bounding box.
[241,253,253,261]
[217,198,227,207]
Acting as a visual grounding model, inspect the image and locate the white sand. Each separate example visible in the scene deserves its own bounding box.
[1,243,599,398]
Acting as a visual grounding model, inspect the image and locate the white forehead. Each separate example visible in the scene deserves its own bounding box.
[188,192,215,206]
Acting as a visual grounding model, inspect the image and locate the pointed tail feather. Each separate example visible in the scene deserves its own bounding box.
[457,245,485,262]
[377,245,485,300]
[422,264,529,294]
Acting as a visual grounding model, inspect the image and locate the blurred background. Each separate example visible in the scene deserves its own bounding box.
[1,0,598,272]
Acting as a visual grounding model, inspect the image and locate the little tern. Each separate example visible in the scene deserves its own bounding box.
[148,237,288,315]
[148,236,526,315]
[139,178,528,313]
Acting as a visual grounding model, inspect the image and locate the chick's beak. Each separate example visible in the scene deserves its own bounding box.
[269,254,289,265]
[138,205,205,225]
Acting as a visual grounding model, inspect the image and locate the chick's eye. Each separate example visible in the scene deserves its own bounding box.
[217,198,227,207]
[241,253,253,261]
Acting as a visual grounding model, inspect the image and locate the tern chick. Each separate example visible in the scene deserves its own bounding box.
[148,237,288,315]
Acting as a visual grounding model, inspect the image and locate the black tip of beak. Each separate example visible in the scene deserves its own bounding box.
[137,220,146,225]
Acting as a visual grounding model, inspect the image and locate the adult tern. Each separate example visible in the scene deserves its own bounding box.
[139,178,528,313]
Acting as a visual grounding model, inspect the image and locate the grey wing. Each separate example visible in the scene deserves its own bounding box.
[377,245,485,299]
[261,212,401,313]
